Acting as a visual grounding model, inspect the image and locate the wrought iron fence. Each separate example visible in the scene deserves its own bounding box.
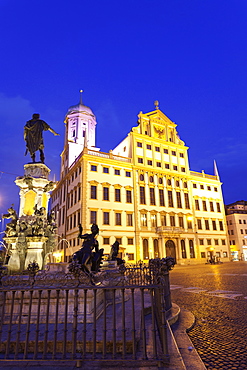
[0,259,173,367]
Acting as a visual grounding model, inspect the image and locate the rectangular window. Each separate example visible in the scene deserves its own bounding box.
[103,237,110,244]
[90,210,97,224]
[205,219,210,230]
[184,193,190,209]
[200,185,204,189]
[126,190,132,203]
[164,149,168,154]
[165,163,170,169]
[141,213,147,227]
[197,219,202,229]
[125,171,131,177]
[127,238,134,245]
[193,183,197,188]
[181,167,186,172]
[150,188,156,205]
[157,162,161,167]
[140,186,146,204]
[91,165,97,171]
[127,213,133,226]
[239,220,242,224]
[210,202,214,212]
[114,169,120,175]
[155,146,160,152]
[202,200,207,211]
[103,167,109,173]
[215,239,219,245]
[91,185,97,199]
[201,252,206,258]
[159,189,165,206]
[115,213,121,225]
[207,239,212,245]
[212,220,217,230]
[147,160,152,166]
[151,214,157,227]
[216,202,221,212]
[146,144,151,150]
[219,220,224,231]
[116,238,122,245]
[172,151,176,156]
[241,229,244,234]
[179,153,184,157]
[168,190,174,207]
[195,199,200,210]
[128,253,134,260]
[187,220,192,229]
[115,188,121,202]
[207,186,211,191]
[179,216,184,228]
[138,158,143,164]
[137,142,142,147]
[103,187,109,201]
[103,212,110,225]
[173,165,178,171]
[176,192,182,208]
[161,214,166,226]
[199,239,204,245]
[170,215,175,227]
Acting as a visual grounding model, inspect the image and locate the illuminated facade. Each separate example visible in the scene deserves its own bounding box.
[225,201,247,261]
[51,98,230,264]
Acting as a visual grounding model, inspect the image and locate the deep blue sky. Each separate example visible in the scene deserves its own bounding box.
[0,0,247,216]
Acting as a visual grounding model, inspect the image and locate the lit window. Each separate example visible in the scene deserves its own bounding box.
[141,213,147,227]
[103,212,110,225]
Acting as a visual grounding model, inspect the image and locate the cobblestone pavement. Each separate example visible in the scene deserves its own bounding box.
[170,261,247,370]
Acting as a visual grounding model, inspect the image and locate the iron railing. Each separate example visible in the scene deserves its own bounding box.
[0,259,173,367]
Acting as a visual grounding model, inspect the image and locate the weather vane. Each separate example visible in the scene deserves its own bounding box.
[154,100,159,110]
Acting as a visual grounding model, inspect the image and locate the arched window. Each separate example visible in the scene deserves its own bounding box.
[143,239,149,260]
[153,239,159,258]
[181,239,187,259]
[189,240,195,258]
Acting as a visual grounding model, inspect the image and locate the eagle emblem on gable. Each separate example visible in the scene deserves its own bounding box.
[154,125,165,139]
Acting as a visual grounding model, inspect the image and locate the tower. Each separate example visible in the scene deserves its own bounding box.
[62,91,99,170]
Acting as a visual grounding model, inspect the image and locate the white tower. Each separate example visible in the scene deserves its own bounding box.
[63,91,99,168]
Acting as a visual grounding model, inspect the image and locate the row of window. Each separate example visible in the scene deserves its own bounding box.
[227,219,247,225]
[137,158,186,172]
[197,218,224,231]
[195,199,221,212]
[91,164,131,177]
[228,229,247,235]
[137,142,185,158]
[230,239,247,245]
[139,175,188,188]
[193,183,218,192]
[90,210,133,226]
[139,186,190,208]
[91,185,132,203]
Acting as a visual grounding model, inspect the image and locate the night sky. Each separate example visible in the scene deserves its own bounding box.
[0,0,247,217]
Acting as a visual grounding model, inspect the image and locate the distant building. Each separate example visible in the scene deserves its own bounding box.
[225,200,247,261]
[51,97,230,264]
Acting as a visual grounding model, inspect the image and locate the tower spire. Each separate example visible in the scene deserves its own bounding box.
[79,89,83,105]
[214,160,219,178]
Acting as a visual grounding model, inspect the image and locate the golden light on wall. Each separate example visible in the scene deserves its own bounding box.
[23,190,36,215]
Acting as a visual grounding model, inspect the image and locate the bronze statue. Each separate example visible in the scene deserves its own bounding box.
[3,206,18,236]
[72,224,104,273]
[24,113,59,163]
[108,240,125,265]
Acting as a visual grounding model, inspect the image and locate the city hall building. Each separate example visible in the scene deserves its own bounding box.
[51,97,230,264]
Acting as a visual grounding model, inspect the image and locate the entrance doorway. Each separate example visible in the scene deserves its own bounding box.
[165,240,176,262]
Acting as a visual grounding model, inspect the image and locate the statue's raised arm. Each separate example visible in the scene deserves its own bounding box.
[24,113,59,164]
